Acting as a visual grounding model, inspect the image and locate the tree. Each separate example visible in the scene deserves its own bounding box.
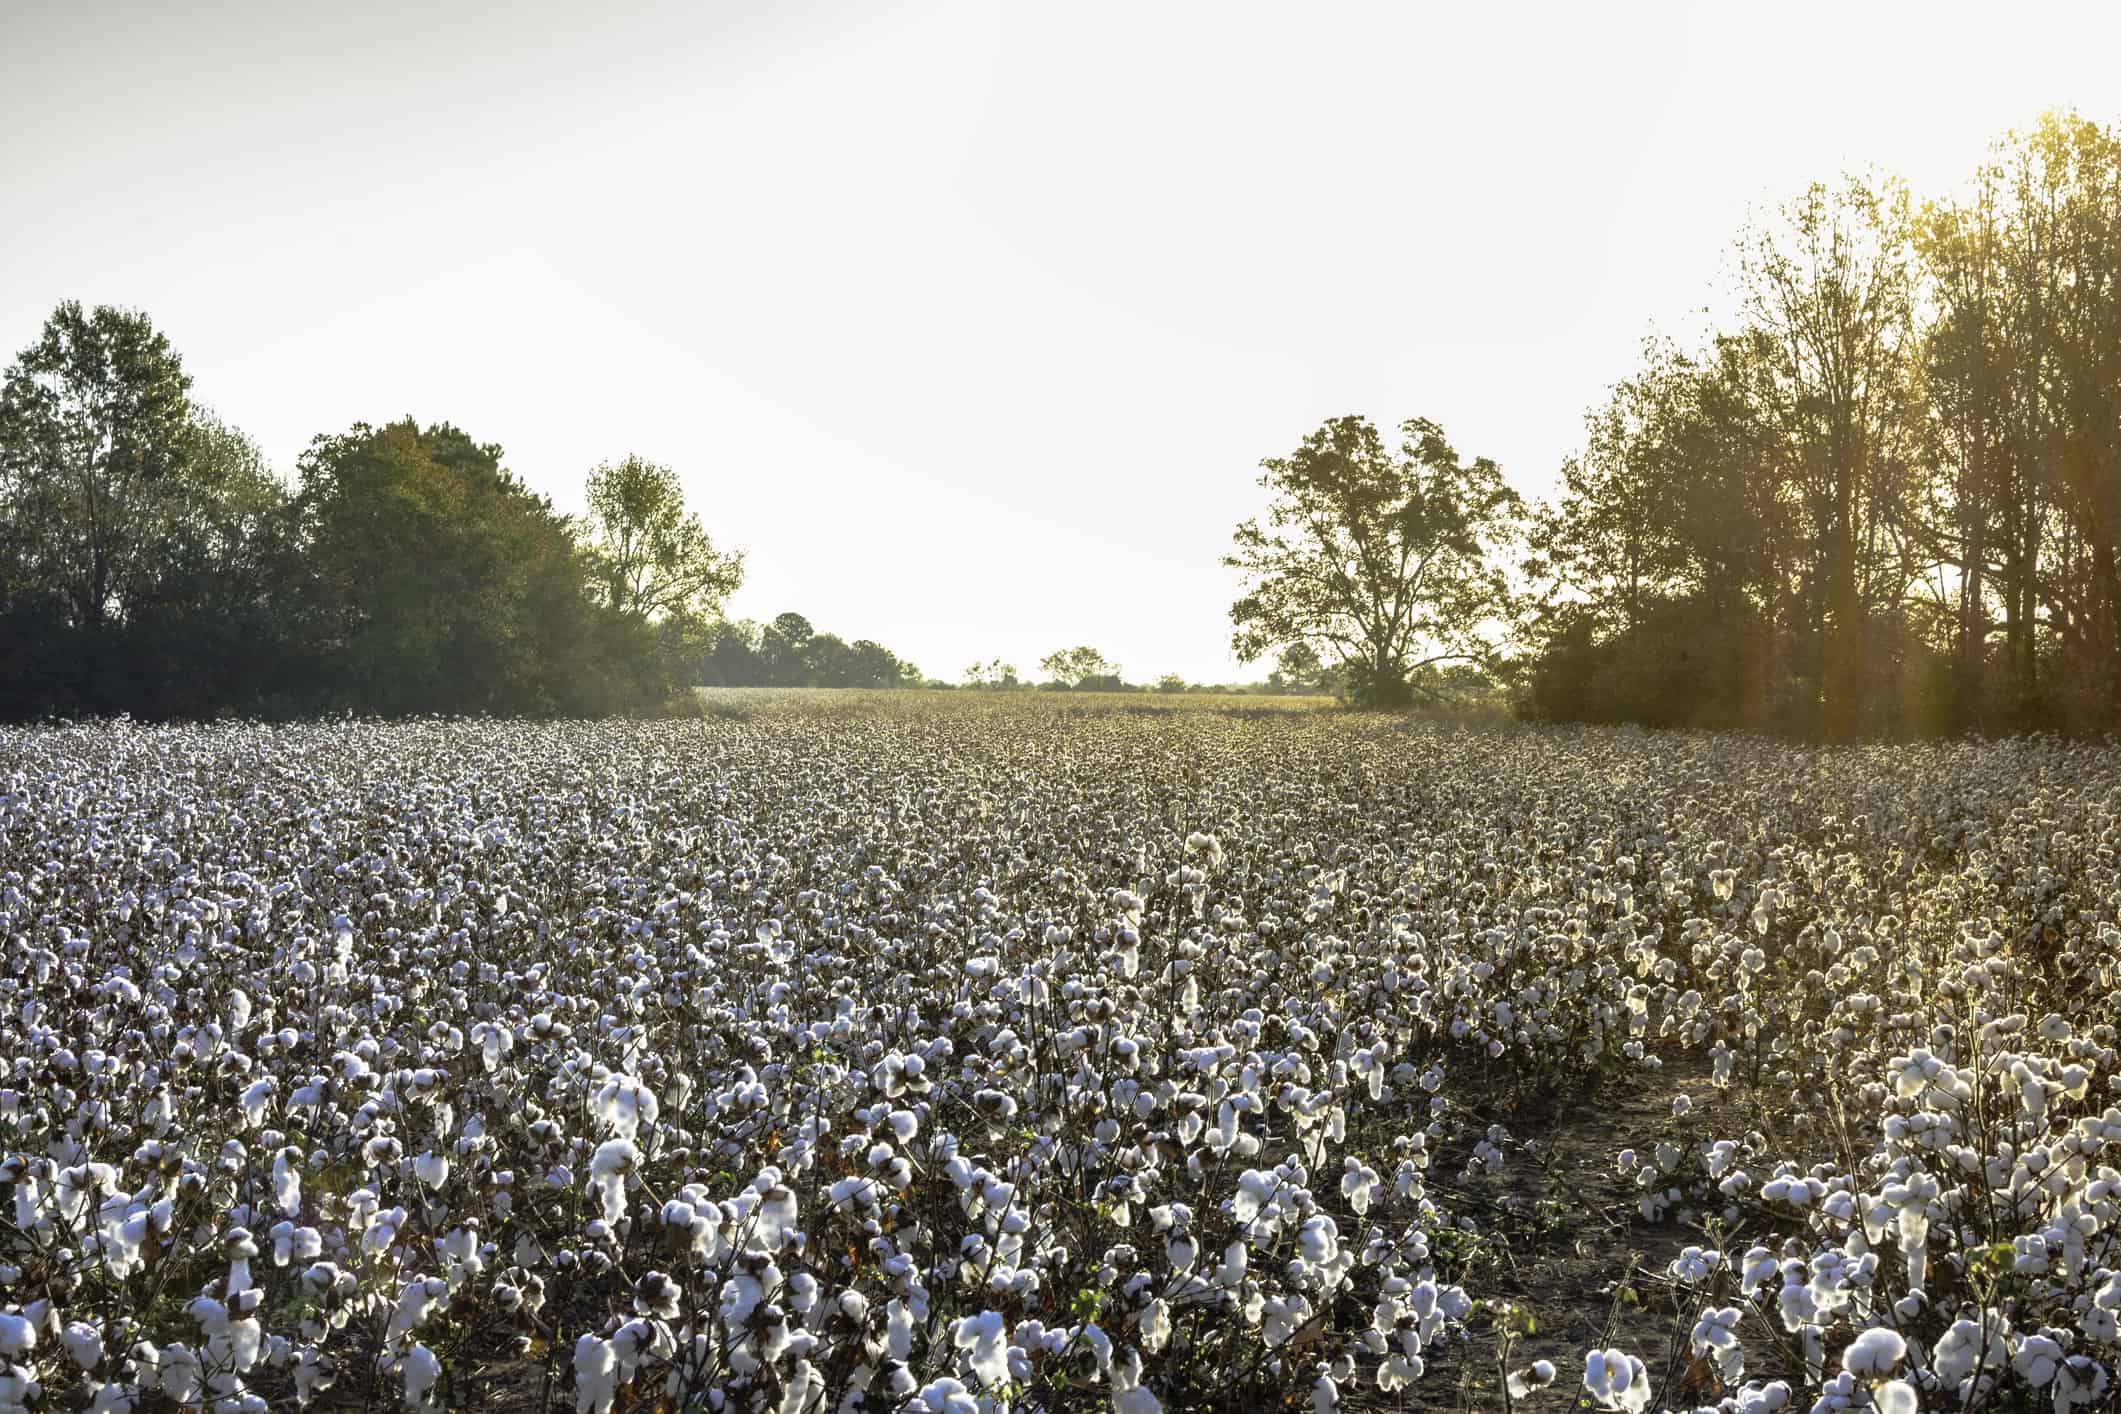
[1227,416,1523,707]
[298,419,647,715]
[0,302,194,631]
[118,408,306,717]
[1523,340,1707,638]
[1039,645,1120,689]
[1928,113,2121,730]
[757,612,816,685]
[582,455,743,621]
[844,639,919,687]
[701,619,765,685]
[962,659,1020,689]
[1730,176,1923,740]
[1266,641,1331,694]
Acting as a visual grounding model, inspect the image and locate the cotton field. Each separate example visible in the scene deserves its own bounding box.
[2,694,2118,1414]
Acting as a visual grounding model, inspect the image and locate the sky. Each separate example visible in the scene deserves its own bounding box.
[6,2,2121,685]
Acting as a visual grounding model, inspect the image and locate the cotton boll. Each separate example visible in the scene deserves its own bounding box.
[1932,1316,2010,1386]
[911,1377,979,1414]
[1506,1360,1557,1398]
[385,1278,448,1344]
[1583,1347,1649,1414]
[951,1311,1009,1389]
[1690,1306,1744,1382]
[573,1334,618,1414]
[60,1321,102,1371]
[1840,1326,1905,1377]
[400,1343,441,1412]
[2012,1332,2064,1387]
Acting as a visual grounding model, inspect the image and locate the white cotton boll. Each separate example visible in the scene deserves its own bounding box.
[60,1321,102,1371]
[1377,1352,1424,1391]
[413,1153,449,1188]
[951,1311,1009,1389]
[573,1334,619,1414]
[0,1365,43,1412]
[2012,1332,2064,1387]
[400,1343,441,1411]
[271,1149,302,1216]
[887,1299,915,1360]
[751,1184,800,1253]
[238,1078,276,1128]
[386,1278,448,1344]
[1840,1327,1905,1377]
[1263,1294,1314,1348]
[912,1377,979,1414]
[1232,1169,1278,1226]
[1107,1346,1161,1413]
[2054,1354,2110,1414]
[720,1273,765,1328]
[1213,1241,1247,1288]
[1583,1347,1649,1414]
[1871,1380,1918,1414]
[1138,1298,1172,1354]
[1340,1159,1378,1217]
[1506,1360,1557,1398]
[1932,1316,2009,1385]
[0,1313,34,1357]
[1690,1306,1744,1381]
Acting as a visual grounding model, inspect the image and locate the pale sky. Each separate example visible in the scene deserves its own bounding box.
[5,2,2119,684]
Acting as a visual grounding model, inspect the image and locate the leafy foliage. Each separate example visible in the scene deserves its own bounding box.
[1037,644,1121,690]
[1522,113,2121,738]
[581,455,743,623]
[698,614,923,688]
[1227,416,1522,708]
[0,305,746,720]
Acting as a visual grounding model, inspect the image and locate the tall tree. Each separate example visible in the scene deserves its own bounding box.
[2008,114,2121,725]
[1228,416,1522,707]
[0,302,194,631]
[1525,340,1705,636]
[1911,164,2013,729]
[1729,176,1923,739]
[299,420,633,715]
[582,455,743,622]
[1039,645,1120,689]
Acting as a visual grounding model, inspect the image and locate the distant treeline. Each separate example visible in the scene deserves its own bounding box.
[1519,112,2121,738]
[701,614,923,689]
[0,303,760,719]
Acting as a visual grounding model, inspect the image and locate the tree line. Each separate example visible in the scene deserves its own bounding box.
[0,303,775,719]
[1231,111,2121,739]
[700,612,923,689]
[12,111,2114,737]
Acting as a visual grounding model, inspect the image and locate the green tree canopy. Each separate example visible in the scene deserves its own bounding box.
[299,419,637,715]
[1039,645,1120,689]
[0,302,195,630]
[582,454,743,621]
[1228,415,1523,707]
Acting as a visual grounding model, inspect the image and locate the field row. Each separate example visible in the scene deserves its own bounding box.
[0,699,2114,1412]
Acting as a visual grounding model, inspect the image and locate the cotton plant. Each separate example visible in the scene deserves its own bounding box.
[0,713,2118,1411]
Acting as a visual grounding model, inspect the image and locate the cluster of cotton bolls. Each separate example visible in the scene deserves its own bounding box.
[1600,737,2121,1414]
[0,701,2114,1413]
